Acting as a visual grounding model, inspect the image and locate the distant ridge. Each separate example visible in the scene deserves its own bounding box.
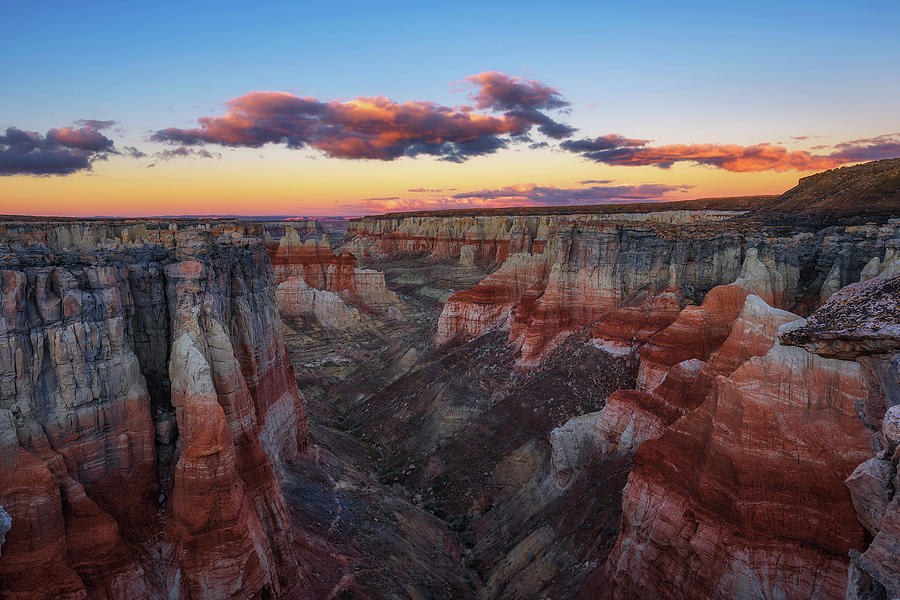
[755,158,900,216]
[365,196,772,219]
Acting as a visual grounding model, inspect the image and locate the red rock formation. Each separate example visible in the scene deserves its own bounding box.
[634,284,750,390]
[593,293,800,462]
[780,274,900,599]
[601,329,873,600]
[270,227,404,322]
[0,225,308,599]
[435,250,555,345]
[271,230,358,292]
[589,289,684,355]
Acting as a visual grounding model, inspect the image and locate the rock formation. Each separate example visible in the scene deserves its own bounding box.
[269,227,404,326]
[432,216,897,365]
[580,266,898,600]
[0,222,308,599]
[0,504,8,557]
[781,274,900,599]
[602,326,872,600]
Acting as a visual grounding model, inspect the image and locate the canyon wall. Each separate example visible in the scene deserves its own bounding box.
[577,242,898,599]
[781,273,900,599]
[404,212,898,365]
[0,222,308,599]
[344,205,899,599]
[344,209,744,263]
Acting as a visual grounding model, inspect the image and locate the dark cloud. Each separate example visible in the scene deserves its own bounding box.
[465,71,575,139]
[579,179,613,185]
[74,119,117,130]
[0,124,116,176]
[562,132,900,172]
[465,71,568,112]
[155,146,220,160]
[407,187,445,193]
[123,145,147,158]
[828,133,900,163]
[451,182,693,205]
[152,72,574,161]
[357,181,692,212]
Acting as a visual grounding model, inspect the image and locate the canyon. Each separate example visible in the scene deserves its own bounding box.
[0,158,898,599]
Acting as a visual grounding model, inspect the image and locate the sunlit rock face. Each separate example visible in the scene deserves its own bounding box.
[0,223,308,599]
[602,324,872,600]
[426,213,898,367]
[580,273,898,600]
[269,226,404,326]
[782,273,900,600]
[435,248,557,345]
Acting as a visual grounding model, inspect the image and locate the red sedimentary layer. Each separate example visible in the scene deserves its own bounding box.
[603,341,872,600]
[582,287,874,600]
[636,284,753,390]
[436,252,553,344]
[269,228,401,317]
[0,227,308,599]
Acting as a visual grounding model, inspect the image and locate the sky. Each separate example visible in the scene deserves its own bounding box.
[1,0,899,217]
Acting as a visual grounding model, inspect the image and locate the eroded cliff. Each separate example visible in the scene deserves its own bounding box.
[0,223,308,599]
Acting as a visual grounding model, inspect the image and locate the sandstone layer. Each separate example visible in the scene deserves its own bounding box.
[269,227,404,327]
[782,274,900,599]
[427,215,899,365]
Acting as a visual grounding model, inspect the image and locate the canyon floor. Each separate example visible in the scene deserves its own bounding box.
[279,256,636,599]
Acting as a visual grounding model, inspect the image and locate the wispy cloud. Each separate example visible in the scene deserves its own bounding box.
[356,180,692,212]
[74,119,117,130]
[154,146,220,160]
[561,132,900,172]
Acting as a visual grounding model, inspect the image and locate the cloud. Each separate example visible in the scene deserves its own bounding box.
[828,132,900,163]
[407,187,445,193]
[0,124,118,176]
[562,132,900,172]
[355,181,692,212]
[465,71,576,139]
[152,72,574,162]
[46,126,115,152]
[122,145,147,158]
[74,119,117,130]
[451,182,693,204]
[154,146,220,160]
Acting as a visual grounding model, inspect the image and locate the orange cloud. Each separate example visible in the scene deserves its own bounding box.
[354,181,692,212]
[562,133,900,172]
[152,73,574,162]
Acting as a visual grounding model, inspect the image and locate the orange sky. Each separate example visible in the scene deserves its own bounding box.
[0,145,801,217]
